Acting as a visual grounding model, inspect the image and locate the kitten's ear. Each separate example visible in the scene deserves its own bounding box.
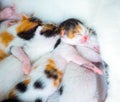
[22,15,28,21]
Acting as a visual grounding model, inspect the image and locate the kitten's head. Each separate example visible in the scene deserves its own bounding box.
[5,58,63,102]
[59,18,90,45]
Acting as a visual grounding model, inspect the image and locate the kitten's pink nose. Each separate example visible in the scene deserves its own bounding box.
[80,35,89,44]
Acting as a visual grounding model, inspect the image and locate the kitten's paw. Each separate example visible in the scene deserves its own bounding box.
[22,62,31,75]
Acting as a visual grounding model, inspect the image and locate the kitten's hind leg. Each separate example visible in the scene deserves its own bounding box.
[71,54,103,75]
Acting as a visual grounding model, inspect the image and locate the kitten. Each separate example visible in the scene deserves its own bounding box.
[0,15,60,74]
[59,18,102,63]
[2,39,104,101]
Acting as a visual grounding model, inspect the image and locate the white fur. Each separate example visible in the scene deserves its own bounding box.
[16,54,67,102]
[0,22,60,62]
[47,62,107,102]
[0,55,24,101]
[23,26,60,62]
[9,43,68,102]
[4,42,107,101]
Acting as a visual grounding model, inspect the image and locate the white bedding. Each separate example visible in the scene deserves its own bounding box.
[0,0,120,101]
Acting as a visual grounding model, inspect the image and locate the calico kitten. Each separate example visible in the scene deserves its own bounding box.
[2,39,103,101]
[0,15,60,74]
[59,18,102,63]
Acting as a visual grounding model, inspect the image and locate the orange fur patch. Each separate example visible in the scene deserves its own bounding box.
[0,31,14,47]
[68,25,82,39]
[68,30,75,39]
[45,59,63,87]
[16,18,38,33]
[60,24,82,39]
[8,88,16,98]
[48,58,55,64]
[23,79,31,85]
[42,24,57,32]
[0,49,9,61]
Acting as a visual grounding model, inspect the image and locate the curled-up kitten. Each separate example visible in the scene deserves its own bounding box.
[47,62,107,102]
[2,36,103,101]
[59,18,102,63]
[0,15,60,74]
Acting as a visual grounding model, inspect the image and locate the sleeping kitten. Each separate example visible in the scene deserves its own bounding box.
[2,39,104,101]
[59,18,102,63]
[0,15,60,74]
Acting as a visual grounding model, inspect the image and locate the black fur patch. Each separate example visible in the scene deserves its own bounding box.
[33,80,45,89]
[59,18,84,33]
[1,98,21,102]
[88,28,97,35]
[44,69,58,80]
[59,86,64,95]
[16,82,27,93]
[17,25,38,40]
[29,17,42,25]
[35,98,42,102]
[54,38,61,49]
[40,26,58,37]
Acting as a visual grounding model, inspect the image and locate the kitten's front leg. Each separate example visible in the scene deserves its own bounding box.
[10,46,31,75]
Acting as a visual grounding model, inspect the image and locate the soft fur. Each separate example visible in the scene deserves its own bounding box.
[59,18,102,63]
[2,41,107,101]
[1,42,69,101]
[0,55,24,101]
[47,62,107,102]
[0,16,59,62]
[0,16,60,74]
